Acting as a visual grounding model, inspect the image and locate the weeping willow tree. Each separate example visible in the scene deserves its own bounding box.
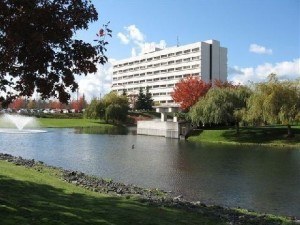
[245,74,300,137]
[85,92,129,123]
[189,85,252,134]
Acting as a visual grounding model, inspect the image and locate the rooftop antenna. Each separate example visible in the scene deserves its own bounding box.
[177,36,180,47]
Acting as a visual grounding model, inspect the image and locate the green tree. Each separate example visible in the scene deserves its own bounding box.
[85,92,129,123]
[0,0,111,107]
[84,99,101,119]
[136,87,146,110]
[245,74,300,137]
[135,87,153,110]
[105,103,128,123]
[144,86,153,111]
[103,92,128,123]
[189,86,252,133]
[102,92,128,109]
[97,100,106,120]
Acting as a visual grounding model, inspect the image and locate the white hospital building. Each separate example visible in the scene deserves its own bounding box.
[111,40,227,105]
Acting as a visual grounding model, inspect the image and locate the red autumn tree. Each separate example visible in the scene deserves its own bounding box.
[48,100,63,109]
[9,97,25,110]
[71,96,87,112]
[171,75,211,110]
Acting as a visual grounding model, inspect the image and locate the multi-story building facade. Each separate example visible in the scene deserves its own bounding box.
[111,40,227,105]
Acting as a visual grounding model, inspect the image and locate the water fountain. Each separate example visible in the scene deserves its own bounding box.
[0,114,46,133]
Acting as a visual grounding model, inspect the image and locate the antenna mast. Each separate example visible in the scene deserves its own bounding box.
[177,36,180,47]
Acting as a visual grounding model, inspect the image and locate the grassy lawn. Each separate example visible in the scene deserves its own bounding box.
[0,160,226,225]
[37,118,114,128]
[188,126,300,147]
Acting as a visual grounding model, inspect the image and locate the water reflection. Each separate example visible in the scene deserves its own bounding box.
[75,126,130,135]
[0,128,299,217]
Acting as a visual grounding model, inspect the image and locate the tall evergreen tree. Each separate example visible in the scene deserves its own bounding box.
[144,86,153,110]
[136,87,146,110]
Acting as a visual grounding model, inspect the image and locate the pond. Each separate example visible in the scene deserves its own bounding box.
[0,128,299,217]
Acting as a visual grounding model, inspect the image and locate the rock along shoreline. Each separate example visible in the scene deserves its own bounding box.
[0,153,299,225]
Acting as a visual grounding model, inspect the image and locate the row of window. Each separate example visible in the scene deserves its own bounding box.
[112,73,201,87]
[113,82,176,90]
[114,47,200,68]
[118,87,174,97]
[152,92,172,96]
[115,83,175,91]
[156,100,174,104]
[113,56,200,75]
[112,64,200,80]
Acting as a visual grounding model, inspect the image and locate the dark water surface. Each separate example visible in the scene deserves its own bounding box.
[1,128,299,217]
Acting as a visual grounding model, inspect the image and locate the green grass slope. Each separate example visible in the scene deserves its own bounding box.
[188,126,300,147]
[0,160,226,225]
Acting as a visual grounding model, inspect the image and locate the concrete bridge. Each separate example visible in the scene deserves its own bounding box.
[155,105,180,122]
[137,105,190,139]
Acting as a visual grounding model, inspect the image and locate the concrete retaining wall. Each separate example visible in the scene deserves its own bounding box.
[137,120,179,139]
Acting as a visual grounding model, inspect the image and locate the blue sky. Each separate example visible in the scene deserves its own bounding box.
[76,0,300,100]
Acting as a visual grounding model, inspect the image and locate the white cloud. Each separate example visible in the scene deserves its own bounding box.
[131,48,137,57]
[138,40,167,55]
[117,24,167,56]
[117,32,129,44]
[228,58,300,84]
[125,25,145,42]
[76,59,115,102]
[249,43,273,55]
